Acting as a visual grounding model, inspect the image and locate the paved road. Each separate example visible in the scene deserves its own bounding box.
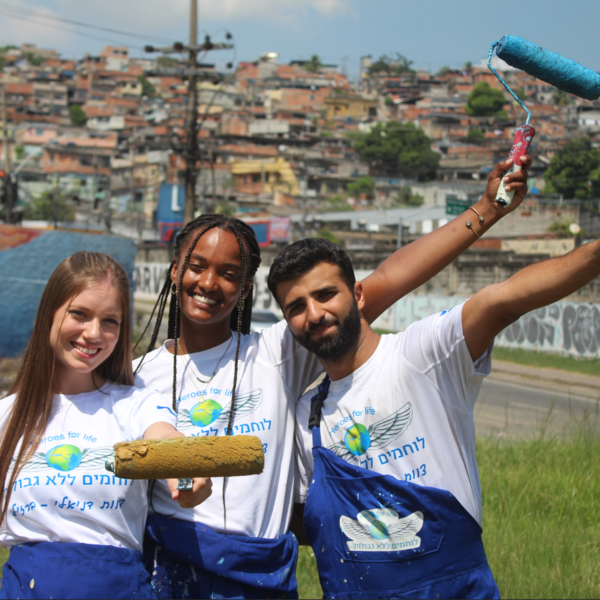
[474,377,600,437]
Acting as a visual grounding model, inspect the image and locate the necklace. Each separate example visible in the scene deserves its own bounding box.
[184,335,233,387]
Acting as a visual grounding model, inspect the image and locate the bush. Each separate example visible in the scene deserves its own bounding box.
[466,82,507,117]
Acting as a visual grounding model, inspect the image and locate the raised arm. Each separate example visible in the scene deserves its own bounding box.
[463,239,600,360]
[361,157,531,323]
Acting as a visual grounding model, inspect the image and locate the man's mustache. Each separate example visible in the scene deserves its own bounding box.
[306,316,339,334]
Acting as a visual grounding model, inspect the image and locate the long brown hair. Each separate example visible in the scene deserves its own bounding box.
[0,251,133,523]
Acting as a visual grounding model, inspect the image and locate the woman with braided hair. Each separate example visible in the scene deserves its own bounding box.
[133,157,531,600]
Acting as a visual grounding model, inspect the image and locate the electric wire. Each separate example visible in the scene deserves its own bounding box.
[0,7,147,51]
[0,1,173,44]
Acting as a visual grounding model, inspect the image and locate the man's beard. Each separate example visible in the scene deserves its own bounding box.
[293,299,362,361]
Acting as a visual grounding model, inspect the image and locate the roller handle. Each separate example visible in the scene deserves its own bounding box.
[496,124,535,207]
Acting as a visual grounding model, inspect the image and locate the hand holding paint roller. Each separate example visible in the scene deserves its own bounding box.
[489,35,600,207]
[105,435,264,505]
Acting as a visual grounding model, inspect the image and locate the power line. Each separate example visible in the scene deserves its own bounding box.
[0,7,147,50]
[0,1,173,45]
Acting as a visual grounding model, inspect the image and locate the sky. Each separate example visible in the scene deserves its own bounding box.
[1,0,599,81]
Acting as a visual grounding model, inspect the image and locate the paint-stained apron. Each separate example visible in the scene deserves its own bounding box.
[0,541,154,599]
[145,514,298,599]
[304,379,500,599]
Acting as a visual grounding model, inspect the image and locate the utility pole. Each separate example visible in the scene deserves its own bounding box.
[184,0,198,224]
[144,0,232,225]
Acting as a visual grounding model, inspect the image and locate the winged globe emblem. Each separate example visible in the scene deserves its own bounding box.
[326,402,413,464]
[340,508,424,552]
[178,389,263,432]
[13,446,114,473]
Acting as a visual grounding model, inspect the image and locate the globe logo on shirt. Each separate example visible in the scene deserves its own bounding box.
[45,445,83,472]
[344,424,371,456]
[368,519,390,540]
[190,399,224,427]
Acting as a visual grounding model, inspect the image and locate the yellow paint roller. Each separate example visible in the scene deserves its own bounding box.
[104,435,264,480]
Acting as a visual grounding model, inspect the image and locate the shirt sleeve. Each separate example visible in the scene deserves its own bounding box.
[257,319,324,400]
[399,302,492,413]
[129,389,177,440]
[293,393,315,504]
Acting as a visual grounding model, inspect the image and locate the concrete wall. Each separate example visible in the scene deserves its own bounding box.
[134,263,600,358]
[0,230,136,358]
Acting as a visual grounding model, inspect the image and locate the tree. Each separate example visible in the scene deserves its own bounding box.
[26,52,44,66]
[157,56,175,67]
[544,137,600,199]
[392,185,424,207]
[25,191,74,224]
[304,54,323,73]
[69,105,87,127]
[367,53,414,76]
[547,219,587,238]
[514,87,528,101]
[464,61,473,72]
[353,121,439,181]
[551,89,572,106]
[467,128,485,141]
[137,76,156,98]
[465,82,507,117]
[437,66,451,78]
[346,176,375,199]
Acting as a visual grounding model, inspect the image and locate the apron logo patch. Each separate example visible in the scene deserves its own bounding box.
[178,389,263,431]
[340,508,423,552]
[327,403,413,464]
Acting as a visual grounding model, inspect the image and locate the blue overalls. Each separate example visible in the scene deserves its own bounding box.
[304,378,500,599]
[0,542,154,599]
[144,514,299,599]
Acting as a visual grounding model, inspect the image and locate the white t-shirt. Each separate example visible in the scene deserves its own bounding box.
[133,319,322,539]
[295,303,491,524]
[0,383,176,552]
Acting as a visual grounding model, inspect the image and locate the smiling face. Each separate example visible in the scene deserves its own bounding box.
[276,262,363,360]
[171,227,252,332]
[49,279,123,393]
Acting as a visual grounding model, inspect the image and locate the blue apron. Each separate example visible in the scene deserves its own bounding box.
[304,378,500,599]
[0,541,154,599]
[144,514,299,599]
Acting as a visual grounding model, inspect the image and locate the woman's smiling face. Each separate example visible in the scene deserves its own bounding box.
[172,227,251,330]
[49,279,123,388]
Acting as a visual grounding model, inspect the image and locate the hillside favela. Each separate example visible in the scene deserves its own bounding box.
[0,10,599,597]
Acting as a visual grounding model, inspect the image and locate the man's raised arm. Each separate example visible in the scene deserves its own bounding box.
[463,239,600,361]
[361,157,531,324]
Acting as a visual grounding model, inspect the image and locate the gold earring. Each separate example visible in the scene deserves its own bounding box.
[171,283,177,294]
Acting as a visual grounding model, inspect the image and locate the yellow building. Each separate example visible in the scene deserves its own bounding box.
[231,158,300,196]
[325,94,378,119]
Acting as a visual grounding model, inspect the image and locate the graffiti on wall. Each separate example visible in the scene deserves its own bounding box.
[498,302,600,357]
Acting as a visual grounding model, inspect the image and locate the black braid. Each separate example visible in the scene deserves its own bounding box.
[222,225,247,531]
[133,267,173,375]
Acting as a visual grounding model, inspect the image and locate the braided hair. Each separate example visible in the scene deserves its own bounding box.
[134,214,262,413]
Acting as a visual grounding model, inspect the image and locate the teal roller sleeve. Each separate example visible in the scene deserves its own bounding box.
[496,35,600,101]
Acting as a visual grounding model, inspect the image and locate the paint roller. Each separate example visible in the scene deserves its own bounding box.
[488,35,600,206]
[105,436,264,490]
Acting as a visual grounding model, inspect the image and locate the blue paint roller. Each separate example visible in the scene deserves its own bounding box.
[488,36,600,206]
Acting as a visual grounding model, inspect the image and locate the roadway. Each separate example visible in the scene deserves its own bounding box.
[475,369,600,437]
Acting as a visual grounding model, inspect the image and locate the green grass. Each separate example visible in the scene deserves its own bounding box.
[493,346,600,378]
[296,433,600,599]
[478,433,600,598]
[1,437,597,598]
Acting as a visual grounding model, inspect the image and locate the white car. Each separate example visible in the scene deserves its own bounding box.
[250,310,281,333]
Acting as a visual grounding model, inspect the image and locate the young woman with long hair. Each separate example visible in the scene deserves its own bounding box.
[0,251,210,600]
[133,157,530,600]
